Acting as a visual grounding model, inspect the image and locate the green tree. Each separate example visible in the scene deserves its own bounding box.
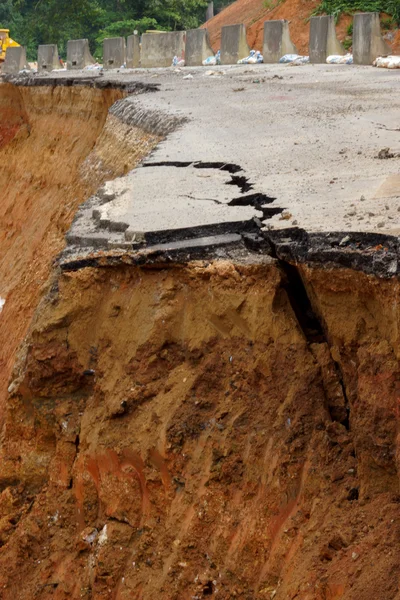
[1,0,214,60]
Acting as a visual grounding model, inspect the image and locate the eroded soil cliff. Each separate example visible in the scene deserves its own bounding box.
[0,74,400,600]
[0,82,161,423]
[0,260,399,599]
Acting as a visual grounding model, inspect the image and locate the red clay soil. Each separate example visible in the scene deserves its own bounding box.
[391,28,400,53]
[202,0,399,55]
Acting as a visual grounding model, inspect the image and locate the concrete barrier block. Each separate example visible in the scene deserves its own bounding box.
[309,16,345,64]
[38,45,61,72]
[263,20,297,63]
[67,39,95,70]
[103,37,126,69]
[141,31,186,68]
[3,46,31,74]
[186,29,214,66]
[353,13,391,65]
[220,24,250,65]
[127,34,140,68]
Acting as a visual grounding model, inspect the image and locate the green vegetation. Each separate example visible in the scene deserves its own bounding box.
[313,0,400,24]
[0,0,211,60]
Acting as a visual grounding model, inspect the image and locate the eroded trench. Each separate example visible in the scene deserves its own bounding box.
[0,79,399,600]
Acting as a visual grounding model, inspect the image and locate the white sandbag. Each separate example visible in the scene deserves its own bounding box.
[279,54,309,64]
[373,55,400,69]
[327,53,353,64]
[238,50,263,64]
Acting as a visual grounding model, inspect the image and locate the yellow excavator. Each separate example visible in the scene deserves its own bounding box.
[0,29,20,64]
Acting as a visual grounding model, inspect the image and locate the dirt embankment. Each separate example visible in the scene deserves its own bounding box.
[0,83,161,425]
[202,0,400,55]
[0,260,399,599]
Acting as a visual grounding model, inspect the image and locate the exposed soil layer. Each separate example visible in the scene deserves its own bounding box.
[0,83,161,424]
[0,261,399,599]
[203,0,400,55]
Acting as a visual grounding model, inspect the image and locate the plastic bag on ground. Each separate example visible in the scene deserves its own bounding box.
[279,54,310,65]
[373,55,400,69]
[172,55,185,67]
[327,54,353,64]
[237,50,263,64]
[279,54,301,63]
[202,50,221,66]
[252,51,264,64]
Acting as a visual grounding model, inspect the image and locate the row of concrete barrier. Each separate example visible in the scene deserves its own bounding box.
[2,12,393,75]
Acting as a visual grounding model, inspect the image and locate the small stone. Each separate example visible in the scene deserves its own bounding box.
[352,552,359,561]
[77,527,99,551]
[377,147,395,159]
[339,235,350,246]
[360,195,366,201]
[377,222,385,228]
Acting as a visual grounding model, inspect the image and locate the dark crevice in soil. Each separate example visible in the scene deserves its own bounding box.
[107,515,135,528]
[282,259,351,430]
[202,581,214,595]
[278,260,325,344]
[265,233,352,430]
[347,487,359,501]
[338,385,350,430]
